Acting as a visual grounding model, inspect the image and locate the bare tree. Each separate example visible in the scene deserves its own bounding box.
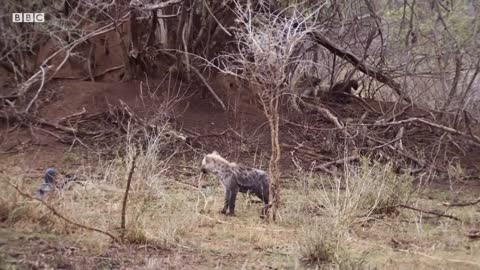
[216,1,321,220]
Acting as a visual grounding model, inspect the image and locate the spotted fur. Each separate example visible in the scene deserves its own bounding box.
[201,151,270,216]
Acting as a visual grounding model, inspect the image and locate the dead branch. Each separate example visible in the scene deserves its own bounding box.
[25,47,72,113]
[313,156,359,173]
[59,107,87,123]
[368,117,480,144]
[281,143,331,162]
[87,41,96,82]
[303,101,344,129]
[397,204,461,221]
[0,95,19,100]
[467,230,480,240]
[443,198,480,207]
[160,50,226,110]
[366,135,426,167]
[310,32,412,103]
[24,65,48,113]
[89,65,124,80]
[383,105,412,123]
[16,13,130,96]
[194,128,242,139]
[53,65,124,81]
[0,112,101,136]
[189,65,226,111]
[6,180,120,242]
[35,118,100,136]
[203,0,231,36]
[348,94,381,114]
[120,149,140,239]
[138,0,184,10]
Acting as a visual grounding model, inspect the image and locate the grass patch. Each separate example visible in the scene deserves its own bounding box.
[1,155,479,268]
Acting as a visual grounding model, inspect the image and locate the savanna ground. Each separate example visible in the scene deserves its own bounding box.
[0,79,479,270]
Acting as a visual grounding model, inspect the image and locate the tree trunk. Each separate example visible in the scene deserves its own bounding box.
[265,95,281,221]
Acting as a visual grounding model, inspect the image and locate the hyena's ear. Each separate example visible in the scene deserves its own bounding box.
[212,150,219,155]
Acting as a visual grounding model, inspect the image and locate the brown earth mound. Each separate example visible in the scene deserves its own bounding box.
[2,73,479,184]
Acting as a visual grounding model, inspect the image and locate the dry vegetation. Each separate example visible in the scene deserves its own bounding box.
[1,0,480,269]
[1,153,479,269]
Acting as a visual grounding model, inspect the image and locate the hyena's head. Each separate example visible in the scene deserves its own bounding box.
[201,151,235,174]
[44,168,58,184]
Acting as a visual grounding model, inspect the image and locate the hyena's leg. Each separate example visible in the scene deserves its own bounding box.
[221,188,230,214]
[227,187,239,216]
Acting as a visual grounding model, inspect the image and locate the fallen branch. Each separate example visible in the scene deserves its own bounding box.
[35,117,100,136]
[189,65,226,111]
[90,65,124,79]
[194,128,242,139]
[137,0,184,10]
[384,105,412,123]
[54,65,125,81]
[397,204,461,221]
[366,135,425,167]
[0,113,100,136]
[357,239,480,267]
[366,117,480,144]
[0,95,19,100]
[25,64,49,113]
[59,107,87,123]
[303,101,344,129]
[349,94,381,114]
[160,49,226,110]
[443,198,480,207]
[310,32,412,103]
[313,156,359,173]
[6,180,120,242]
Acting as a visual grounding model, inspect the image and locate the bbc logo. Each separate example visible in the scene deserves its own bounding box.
[12,13,45,23]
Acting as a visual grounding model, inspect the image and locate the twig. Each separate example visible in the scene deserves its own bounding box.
[384,105,412,123]
[139,0,184,10]
[281,118,341,131]
[302,101,344,129]
[87,41,95,82]
[24,64,48,113]
[0,95,19,100]
[366,135,425,167]
[6,180,120,242]
[397,204,461,221]
[357,239,480,267]
[57,65,125,80]
[310,31,412,103]
[371,135,402,150]
[16,13,130,95]
[120,148,140,238]
[366,117,480,144]
[91,65,124,79]
[348,94,380,114]
[17,66,51,96]
[35,117,100,136]
[194,128,242,139]
[313,156,359,173]
[59,107,87,123]
[160,49,226,110]
[189,65,226,111]
[443,198,480,207]
[203,0,232,36]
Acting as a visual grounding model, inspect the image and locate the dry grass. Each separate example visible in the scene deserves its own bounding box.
[1,153,480,269]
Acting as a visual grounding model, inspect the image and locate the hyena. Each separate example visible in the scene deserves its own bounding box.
[329,80,359,103]
[200,151,270,216]
[34,168,58,199]
[34,168,78,199]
